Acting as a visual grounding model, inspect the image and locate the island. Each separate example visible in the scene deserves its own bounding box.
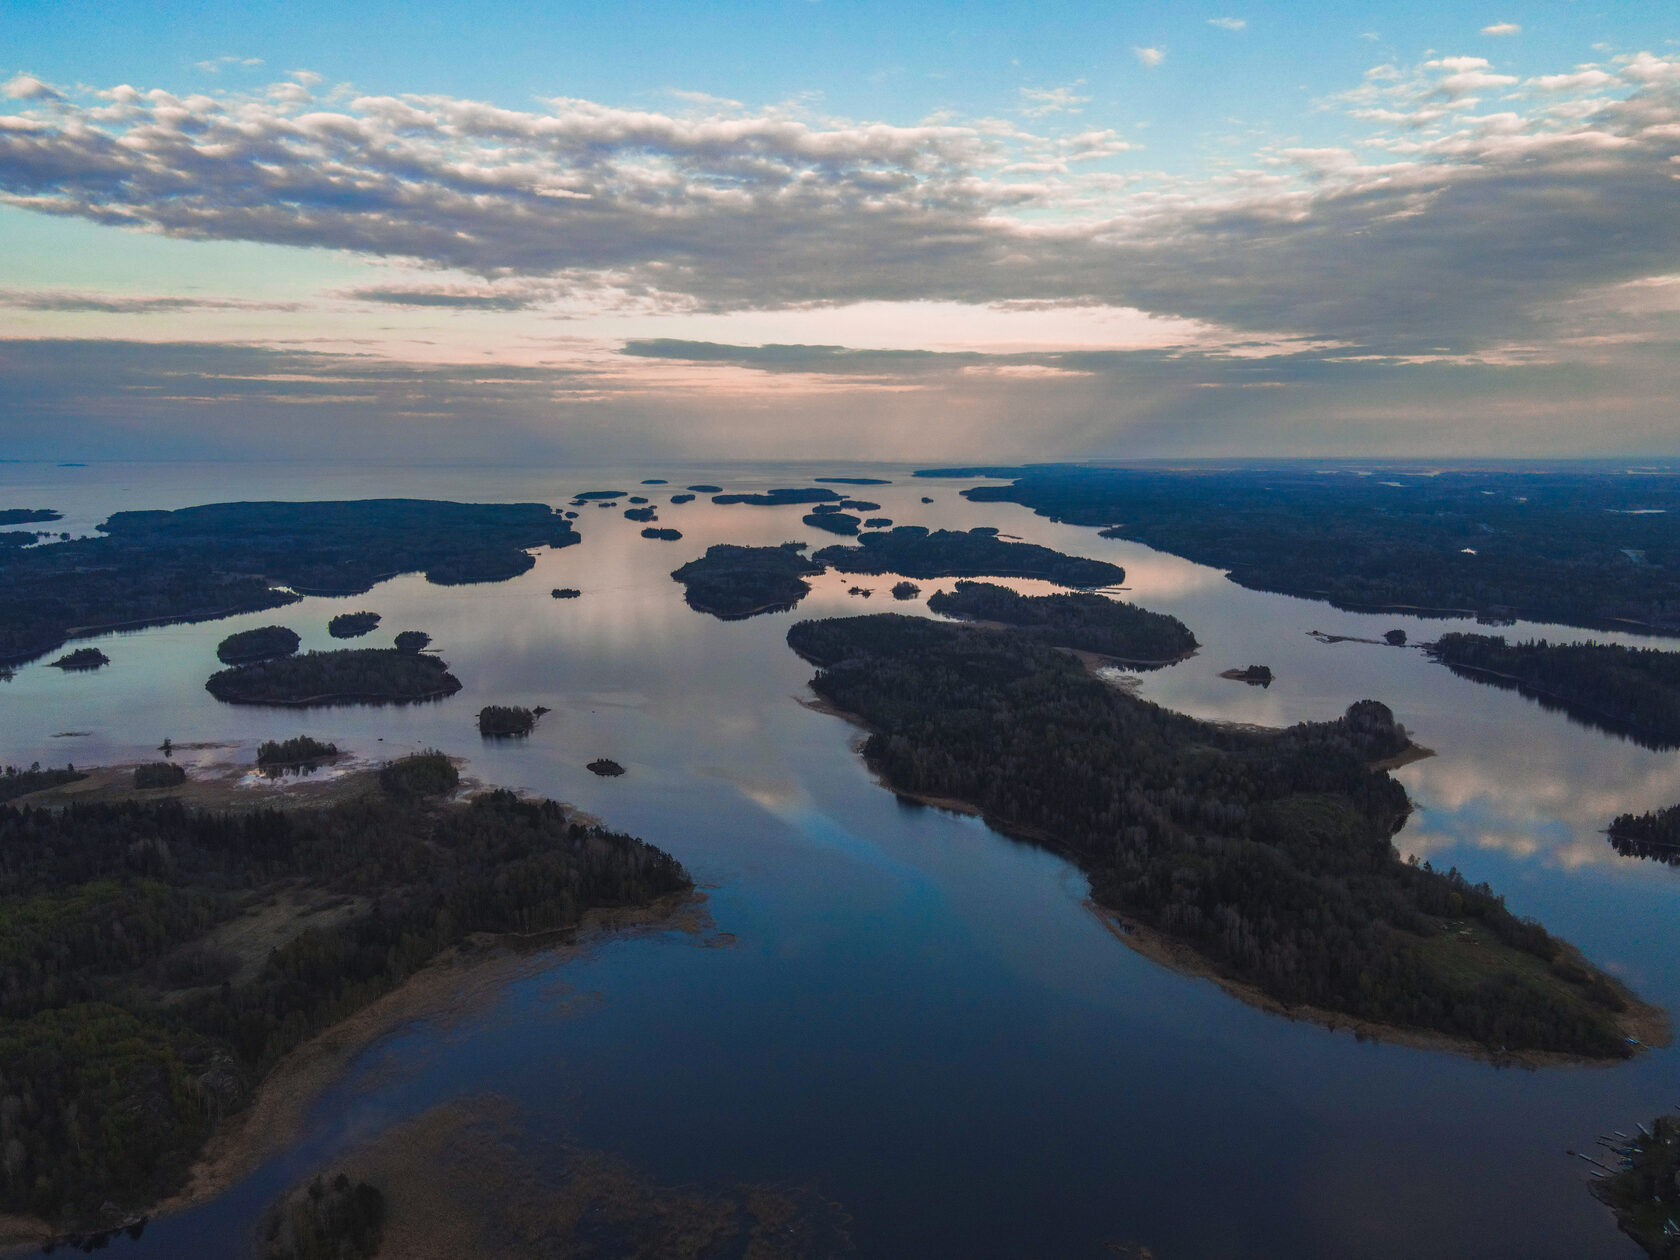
[813,526,1124,588]
[0,508,62,525]
[1221,665,1275,687]
[1587,1111,1680,1258]
[1426,633,1680,750]
[803,511,862,536]
[572,490,626,501]
[670,543,826,619]
[587,758,626,776]
[712,488,842,507]
[624,506,658,522]
[256,735,341,770]
[922,464,1680,635]
[478,704,540,736]
[891,581,921,600]
[669,493,696,504]
[392,630,430,653]
[0,754,690,1237]
[217,625,301,665]
[785,613,1658,1061]
[865,517,893,528]
[50,647,109,670]
[0,498,581,667]
[814,477,891,485]
[552,588,581,599]
[927,580,1196,666]
[1607,802,1680,864]
[328,611,381,639]
[686,484,723,493]
[207,648,463,706]
[642,527,683,541]
[838,499,880,511]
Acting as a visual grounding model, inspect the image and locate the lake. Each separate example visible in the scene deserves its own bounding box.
[2,459,1675,1258]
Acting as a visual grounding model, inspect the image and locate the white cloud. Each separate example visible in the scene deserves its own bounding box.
[2,73,64,101]
[1019,82,1090,117]
[1482,22,1521,37]
[1133,46,1165,69]
[1208,17,1247,32]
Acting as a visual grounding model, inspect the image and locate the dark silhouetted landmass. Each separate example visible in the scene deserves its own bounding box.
[207,649,462,706]
[256,736,340,768]
[928,580,1196,664]
[0,761,690,1227]
[921,464,1680,634]
[813,526,1123,588]
[263,1172,385,1260]
[624,506,658,522]
[0,764,86,802]
[786,614,1648,1060]
[573,490,626,501]
[0,509,61,525]
[0,499,580,666]
[328,611,380,639]
[687,484,722,493]
[133,762,186,790]
[713,488,841,506]
[641,479,667,485]
[804,512,862,536]
[393,630,430,653]
[1590,1112,1680,1258]
[552,588,581,599]
[865,517,892,528]
[669,493,696,504]
[671,543,826,619]
[815,477,890,485]
[1427,633,1680,750]
[217,625,301,665]
[891,581,920,600]
[1607,802,1680,865]
[838,499,880,511]
[642,527,683,541]
[50,648,108,671]
[588,758,626,776]
[1222,665,1275,687]
[479,705,537,736]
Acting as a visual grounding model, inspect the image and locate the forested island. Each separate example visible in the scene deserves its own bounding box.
[0,499,580,666]
[217,626,301,665]
[256,736,340,769]
[393,630,430,653]
[328,611,381,639]
[813,526,1124,588]
[0,508,62,525]
[670,543,826,619]
[1607,802,1680,864]
[814,477,890,485]
[803,511,862,535]
[712,488,841,507]
[919,465,1680,634]
[1426,633,1680,749]
[207,648,463,706]
[1588,1112,1680,1258]
[927,580,1196,665]
[786,614,1654,1059]
[479,705,540,736]
[642,527,683,541]
[49,647,109,671]
[0,755,691,1233]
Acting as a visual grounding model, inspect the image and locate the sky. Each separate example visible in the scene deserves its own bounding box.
[2,1,1679,463]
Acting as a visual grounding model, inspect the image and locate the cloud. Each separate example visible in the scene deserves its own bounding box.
[195,56,265,73]
[1133,46,1165,69]
[340,285,538,311]
[1208,18,1247,32]
[1481,23,1521,37]
[1019,83,1091,117]
[0,288,300,313]
[2,74,63,102]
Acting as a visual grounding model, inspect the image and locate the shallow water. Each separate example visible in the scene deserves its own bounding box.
[2,460,1675,1258]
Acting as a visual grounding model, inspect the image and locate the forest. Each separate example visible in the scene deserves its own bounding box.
[1607,802,1680,864]
[786,614,1642,1058]
[0,499,580,666]
[1427,633,1680,750]
[206,649,463,706]
[670,543,826,619]
[217,626,301,665]
[0,764,86,802]
[813,526,1124,587]
[479,705,538,736]
[0,757,690,1226]
[255,737,340,769]
[921,465,1680,633]
[1589,1112,1680,1258]
[927,580,1197,664]
[48,648,107,671]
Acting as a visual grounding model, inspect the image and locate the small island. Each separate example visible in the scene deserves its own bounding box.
[478,704,541,736]
[838,498,880,511]
[1221,665,1275,687]
[207,648,463,706]
[1607,801,1680,864]
[786,613,1657,1061]
[891,581,921,600]
[552,588,581,599]
[641,527,683,541]
[669,493,696,504]
[0,508,62,525]
[328,611,381,639]
[256,735,341,770]
[50,647,109,671]
[928,580,1197,665]
[393,630,430,653]
[686,484,723,493]
[217,625,301,664]
[624,506,658,522]
[670,543,826,619]
[803,511,862,536]
[133,762,186,790]
[587,758,626,776]
[813,526,1125,588]
[865,517,893,528]
[572,490,627,501]
[814,477,891,485]
[712,488,841,507]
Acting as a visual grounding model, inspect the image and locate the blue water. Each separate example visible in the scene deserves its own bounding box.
[2,460,1674,1258]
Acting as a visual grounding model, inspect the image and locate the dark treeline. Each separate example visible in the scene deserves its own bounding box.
[0,499,580,666]
[479,705,537,736]
[256,737,340,768]
[787,614,1638,1058]
[813,526,1124,588]
[0,764,86,802]
[927,580,1197,664]
[133,762,186,789]
[1428,633,1680,750]
[670,543,826,619]
[1608,802,1680,864]
[49,648,108,671]
[327,611,380,639]
[1590,1113,1680,1258]
[217,626,301,665]
[207,649,463,706]
[711,488,841,506]
[921,464,1680,634]
[0,759,690,1225]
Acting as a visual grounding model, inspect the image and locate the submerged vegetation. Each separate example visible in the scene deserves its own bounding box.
[813,526,1124,588]
[217,625,301,665]
[0,499,580,666]
[787,614,1648,1059]
[328,611,381,639]
[0,758,690,1226]
[1427,633,1680,750]
[671,543,826,619]
[927,580,1196,664]
[207,649,463,706]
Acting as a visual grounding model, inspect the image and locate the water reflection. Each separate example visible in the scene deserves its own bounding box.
[0,461,1675,1258]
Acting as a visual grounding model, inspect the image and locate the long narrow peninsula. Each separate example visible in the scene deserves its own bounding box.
[787,613,1660,1061]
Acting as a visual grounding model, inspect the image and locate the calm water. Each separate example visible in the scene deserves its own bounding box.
[3,460,1676,1259]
